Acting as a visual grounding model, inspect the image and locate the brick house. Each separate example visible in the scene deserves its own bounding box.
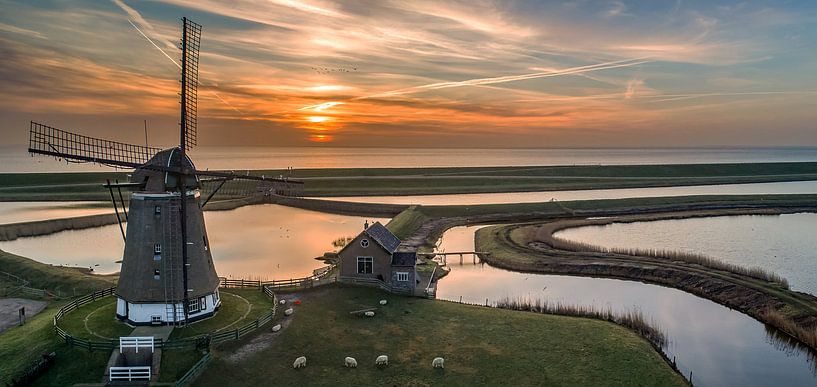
[337,221,418,293]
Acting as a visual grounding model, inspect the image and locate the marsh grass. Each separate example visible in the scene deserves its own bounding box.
[760,308,817,350]
[495,296,667,349]
[551,235,790,288]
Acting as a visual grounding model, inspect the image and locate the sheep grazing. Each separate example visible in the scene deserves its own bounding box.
[293,356,307,369]
[375,355,389,366]
[379,299,388,305]
[271,324,282,332]
[344,357,357,368]
[364,311,375,317]
[284,308,294,316]
[432,357,445,369]
[279,299,287,305]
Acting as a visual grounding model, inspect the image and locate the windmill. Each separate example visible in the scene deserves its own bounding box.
[26,18,302,325]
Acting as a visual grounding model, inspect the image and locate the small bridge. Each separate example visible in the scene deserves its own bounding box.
[428,251,489,266]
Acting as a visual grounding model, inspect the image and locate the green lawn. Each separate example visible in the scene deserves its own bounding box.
[170,288,273,339]
[198,285,686,386]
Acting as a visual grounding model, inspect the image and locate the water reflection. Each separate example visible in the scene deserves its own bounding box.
[0,201,111,225]
[325,180,817,205]
[435,225,817,386]
[555,213,817,295]
[0,204,386,279]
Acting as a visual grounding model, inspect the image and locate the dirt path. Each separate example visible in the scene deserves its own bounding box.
[215,292,252,332]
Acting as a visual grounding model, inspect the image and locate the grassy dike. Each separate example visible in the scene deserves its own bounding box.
[198,285,687,386]
[473,220,817,352]
[3,161,817,200]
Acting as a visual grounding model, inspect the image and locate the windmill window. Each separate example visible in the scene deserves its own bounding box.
[153,269,160,280]
[360,239,369,248]
[188,298,200,313]
[396,272,409,282]
[154,206,161,215]
[357,256,373,274]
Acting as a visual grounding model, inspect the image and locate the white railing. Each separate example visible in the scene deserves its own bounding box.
[119,336,155,353]
[109,366,151,381]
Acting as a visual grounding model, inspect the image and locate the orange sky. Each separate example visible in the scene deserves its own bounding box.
[1,0,817,148]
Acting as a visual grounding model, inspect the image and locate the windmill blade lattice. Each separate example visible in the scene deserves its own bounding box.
[29,121,161,169]
[180,18,201,151]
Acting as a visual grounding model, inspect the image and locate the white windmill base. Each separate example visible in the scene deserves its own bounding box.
[115,293,221,326]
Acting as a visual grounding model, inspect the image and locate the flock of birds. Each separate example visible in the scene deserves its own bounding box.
[311,66,358,75]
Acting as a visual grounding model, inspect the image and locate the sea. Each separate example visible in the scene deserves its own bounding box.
[1,146,817,172]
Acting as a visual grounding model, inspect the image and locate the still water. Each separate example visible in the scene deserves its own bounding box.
[326,180,817,205]
[435,226,817,387]
[555,213,817,295]
[0,201,111,225]
[0,204,385,279]
[3,146,817,172]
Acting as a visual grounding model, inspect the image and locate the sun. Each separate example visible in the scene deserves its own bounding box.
[307,116,330,123]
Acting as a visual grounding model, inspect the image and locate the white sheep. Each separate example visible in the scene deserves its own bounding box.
[364,311,375,317]
[344,357,357,368]
[279,299,287,305]
[432,357,445,369]
[293,356,306,369]
[379,299,388,305]
[284,308,294,316]
[375,355,389,366]
[271,324,281,332]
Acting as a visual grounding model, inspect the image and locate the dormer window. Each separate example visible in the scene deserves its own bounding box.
[360,239,369,248]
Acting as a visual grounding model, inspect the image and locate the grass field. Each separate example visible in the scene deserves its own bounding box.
[0,249,116,296]
[198,285,686,386]
[2,162,816,200]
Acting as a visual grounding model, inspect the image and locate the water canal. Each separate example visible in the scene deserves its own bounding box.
[435,225,817,387]
[554,213,817,296]
[0,204,384,279]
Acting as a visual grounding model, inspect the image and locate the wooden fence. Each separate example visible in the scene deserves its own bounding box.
[220,263,338,292]
[337,276,414,296]
[174,352,212,387]
[53,283,278,352]
[0,270,57,299]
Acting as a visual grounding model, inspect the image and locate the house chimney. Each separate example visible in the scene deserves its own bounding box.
[364,220,369,230]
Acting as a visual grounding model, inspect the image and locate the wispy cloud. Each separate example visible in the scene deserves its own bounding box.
[1,0,817,147]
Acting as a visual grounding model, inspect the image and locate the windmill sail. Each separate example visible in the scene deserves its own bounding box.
[28,121,161,169]
[180,17,201,151]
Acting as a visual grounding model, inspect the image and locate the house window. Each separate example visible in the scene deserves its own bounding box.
[214,290,220,303]
[396,272,409,282]
[200,297,207,310]
[360,238,369,248]
[154,206,161,215]
[357,256,373,274]
[151,315,162,324]
[153,269,160,280]
[154,244,162,254]
[188,298,200,313]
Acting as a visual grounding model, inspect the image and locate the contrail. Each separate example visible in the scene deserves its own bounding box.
[127,19,179,69]
[357,57,650,100]
[118,4,246,115]
[112,0,175,50]
[643,91,817,103]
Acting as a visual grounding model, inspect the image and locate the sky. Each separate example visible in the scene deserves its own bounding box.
[1,0,817,148]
